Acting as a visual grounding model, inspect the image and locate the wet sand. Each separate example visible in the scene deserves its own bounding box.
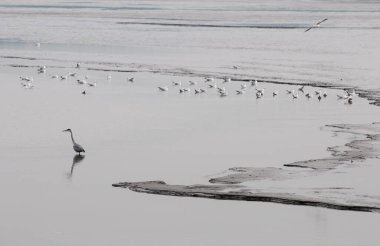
[114,123,380,212]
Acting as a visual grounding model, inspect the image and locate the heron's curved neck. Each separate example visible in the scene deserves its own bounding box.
[69,131,76,145]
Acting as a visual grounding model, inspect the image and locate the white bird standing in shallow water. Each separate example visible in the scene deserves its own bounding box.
[63,129,85,155]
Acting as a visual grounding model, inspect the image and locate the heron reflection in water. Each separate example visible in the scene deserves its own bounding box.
[67,154,85,180]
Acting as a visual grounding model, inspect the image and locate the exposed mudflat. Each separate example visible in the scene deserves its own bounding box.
[114,123,380,212]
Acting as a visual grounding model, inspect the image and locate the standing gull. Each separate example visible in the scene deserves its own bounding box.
[158,86,168,92]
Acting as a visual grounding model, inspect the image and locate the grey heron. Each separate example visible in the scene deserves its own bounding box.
[63,129,85,155]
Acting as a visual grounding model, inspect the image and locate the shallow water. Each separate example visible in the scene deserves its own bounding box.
[1,1,380,245]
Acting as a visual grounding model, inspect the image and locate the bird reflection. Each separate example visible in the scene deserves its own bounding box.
[67,154,85,180]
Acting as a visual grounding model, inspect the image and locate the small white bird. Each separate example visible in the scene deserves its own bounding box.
[298,86,305,92]
[21,82,34,89]
[77,79,87,85]
[37,66,46,73]
[241,84,247,90]
[305,18,328,32]
[217,87,226,93]
[60,75,68,80]
[337,94,348,99]
[256,88,265,94]
[273,91,278,97]
[107,75,112,80]
[256,92,263,98]
[315,90,321,95]
[292,93,299,99]
[223,77,231,83]
[158,86,168,92]
[251,80,258,87]
[85,75,89,80]
[205,77,214,82]
[200,89,207,93]
[179,88,189,93]
[346,89,356,97]
[208,84,216,88]
[128,77,135,83]
[219,91,228,97]
[194,89,200,94]
[35,42,41,48]
[87,82,97,87]
[20,76,33,82]
[305,93,312,99]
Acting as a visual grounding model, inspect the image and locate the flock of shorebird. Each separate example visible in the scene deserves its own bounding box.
[19,63,135,95]
[157,76,356,104]
[19,62,355,105]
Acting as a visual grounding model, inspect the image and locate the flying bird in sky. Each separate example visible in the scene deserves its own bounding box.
[305,18,328,32]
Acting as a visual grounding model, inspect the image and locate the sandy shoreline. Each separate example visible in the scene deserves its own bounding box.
[113,123,380,212]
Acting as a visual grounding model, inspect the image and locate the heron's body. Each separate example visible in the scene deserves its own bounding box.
[73,143,85,154]
[63,129,85,155]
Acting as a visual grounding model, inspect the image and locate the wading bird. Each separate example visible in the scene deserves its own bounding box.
[63,129,85,155]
